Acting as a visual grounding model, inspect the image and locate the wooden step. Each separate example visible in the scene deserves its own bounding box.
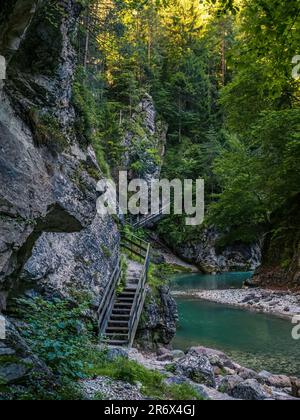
[116,298,134,303]
[108,320,129,327]
[114,303,132,308]
[106,327,129,333]
[106,323,129,329]
[112,310,131,316]
[111,314,130,319]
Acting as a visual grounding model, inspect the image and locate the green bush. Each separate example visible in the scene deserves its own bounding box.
[15,297,103,380]
[85,357,202,400]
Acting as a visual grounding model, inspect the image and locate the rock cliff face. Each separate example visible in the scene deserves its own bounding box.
[135,286,178,350]
[173,227,261,274]
[0,0,119,311]
[253,195,300,289]
[121,93,167,184]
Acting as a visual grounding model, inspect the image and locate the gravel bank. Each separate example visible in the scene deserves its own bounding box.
[172,288,300,319]
[81,376,144,400]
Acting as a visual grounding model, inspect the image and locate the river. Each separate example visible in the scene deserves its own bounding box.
[171,273,300,377]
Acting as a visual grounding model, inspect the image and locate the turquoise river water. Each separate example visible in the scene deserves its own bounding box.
[172,273,300,377]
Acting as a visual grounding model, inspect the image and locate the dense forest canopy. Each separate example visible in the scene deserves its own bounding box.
[75,0,300,246]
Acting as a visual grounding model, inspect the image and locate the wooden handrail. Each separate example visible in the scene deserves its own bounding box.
[98,255,121,334]
[121,233,149,262]
[98,233,151,347]
[128,242,151,347]
[132,207,168,229]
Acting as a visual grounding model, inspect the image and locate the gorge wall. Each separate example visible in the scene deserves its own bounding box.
[162,227,261,274]
[0,0,175,357]
[253,195,300,290]
[0,0,119,311]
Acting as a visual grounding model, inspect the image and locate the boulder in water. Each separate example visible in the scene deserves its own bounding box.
[174,349,216,387]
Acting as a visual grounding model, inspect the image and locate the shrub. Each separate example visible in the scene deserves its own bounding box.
[15,297,103,380]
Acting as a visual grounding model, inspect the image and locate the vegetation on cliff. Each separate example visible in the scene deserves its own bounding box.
[77,0,299,251]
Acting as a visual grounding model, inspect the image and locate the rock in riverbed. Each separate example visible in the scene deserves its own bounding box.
[174,349,216,387]
[128,346,300,401]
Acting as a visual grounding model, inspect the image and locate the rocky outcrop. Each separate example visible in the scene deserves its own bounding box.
[173,227,261,273]
[129,346,300,401]
[253,195,300,289]
[121,93,167,184]
[0,315,55,388]
[135,286,178,350]
[174,349,216,387]
[20,215,119,304]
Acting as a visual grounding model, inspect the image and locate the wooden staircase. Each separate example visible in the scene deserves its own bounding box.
[98,234,150,347]
[103,261,143,346]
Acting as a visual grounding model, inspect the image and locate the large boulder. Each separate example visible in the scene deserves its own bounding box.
[218,375,244,395]
[231,379,272,401]
[136,286,178,349]
[258,371,291,389]
[174,349,216,387]
[237,367,260,381]
[192,383,235,401]
[189,346,237,370]
[0,363,29,384]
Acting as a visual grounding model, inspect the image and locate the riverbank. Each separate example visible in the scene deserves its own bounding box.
[149,233,199,273]
[172,288,300,320]
[127,346,300,400]
[79,345,300,400]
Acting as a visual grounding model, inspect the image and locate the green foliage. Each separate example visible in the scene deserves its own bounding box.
[74,0,299,251]
[117,255,128,295]
[101,245,112,259]
[9,295,202,400]
[15,297,101,381]
[210,0,300,243]
[72,67,111,176]
[30,110,68,153]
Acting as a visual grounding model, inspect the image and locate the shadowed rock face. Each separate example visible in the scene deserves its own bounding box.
[135,285,178,349]
[253,195,300,289]
[0,0,119,309]
[0,0,41,60]
[121,93,167,184]
[172,227,261,274]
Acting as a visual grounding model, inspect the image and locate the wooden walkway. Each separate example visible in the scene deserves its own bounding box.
[98,234,151,347]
